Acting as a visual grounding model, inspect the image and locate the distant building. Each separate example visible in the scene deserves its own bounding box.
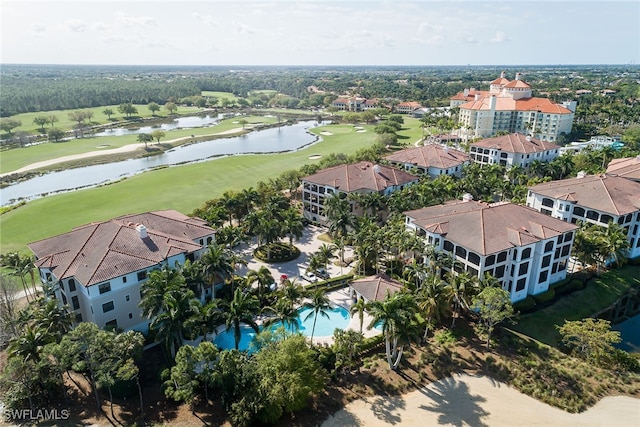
[469,133,560,168]
[527,174,640,259]
[454,71,576,142]
[301,161,418,224]
[396,101,423,114]
[384,144,469,178]
[28,210,216,333]
[331,96,379,111]
[405,199,577,302]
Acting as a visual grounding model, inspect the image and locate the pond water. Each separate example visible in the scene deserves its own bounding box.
[613,313,640,353]
[93,114,224,136]
[1,120,323,206]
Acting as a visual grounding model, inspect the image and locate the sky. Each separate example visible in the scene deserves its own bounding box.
[1,0,639,66]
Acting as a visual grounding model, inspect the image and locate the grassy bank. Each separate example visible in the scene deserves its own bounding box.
[510,265,640,346]
[0,123,388,253]
[1,116,276,174]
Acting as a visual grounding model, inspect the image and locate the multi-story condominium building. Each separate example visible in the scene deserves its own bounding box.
[28,210,216,333]
[331,96,379,111]
[384,144,469,178]
[454,71,576,142]
[606,156,640,183]
[526,174,640,259]
[469,133,560,169]
[405,199,578,302]
[301,161,418,224]
[396,101,423,114]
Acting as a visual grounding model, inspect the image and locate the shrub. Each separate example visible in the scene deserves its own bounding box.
[433,329,457,347]
[253,242,300,262]
[513,295,537,313]
[555,279,586,296]
[533,288,556,304]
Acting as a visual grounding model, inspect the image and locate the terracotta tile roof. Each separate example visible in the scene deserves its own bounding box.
[451,90,489,101]
[491,77,510,86]
[504,79,531,89]
[302,161,418,192]
[384,144,469,169]
[28,210,214,286]
[471,133,559,154]
[529,174,640,216]
[350,274,404,302]
[459,96,572,114]
[397,101,422,108]
[405,201,577,255]
[606,156,640,182]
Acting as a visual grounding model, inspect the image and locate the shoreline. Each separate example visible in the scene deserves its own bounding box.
[321,373,640,427]
[0,127,245,178]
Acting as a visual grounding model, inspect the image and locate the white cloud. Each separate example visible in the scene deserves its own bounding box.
[192,12,217,26]
[232,21,256,36]
[418,22,444,33]
[114,11,157,27]
[426,35,445,45]
[65,20,88,33]
[491,31,510,43]
[31,23,46,37]
[462,35,478,44]
[92,22,108,32]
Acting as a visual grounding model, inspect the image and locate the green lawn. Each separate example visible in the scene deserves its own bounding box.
[0,123,381,253]
[4,105,203,136]
[1,116,276,173]
[201,91,240,101]
[510,266,640,346]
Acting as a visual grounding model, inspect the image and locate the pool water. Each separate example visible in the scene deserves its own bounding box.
[613,313,640,353]
[213,306,350,351]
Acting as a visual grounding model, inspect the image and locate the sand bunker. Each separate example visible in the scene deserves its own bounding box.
[356,129,366,133]
[320,131,333,136]
[308,155,322,160]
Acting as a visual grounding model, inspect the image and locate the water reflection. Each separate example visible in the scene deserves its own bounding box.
[2,120,324,206]
[94,114,224,137]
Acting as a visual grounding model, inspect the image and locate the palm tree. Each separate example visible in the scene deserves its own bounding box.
[0,252,35,302]
[303,288,331,345]
[200,243,235,298]
[445,271,477,327]
[246,266,274,305]
[415,275,448,340]
[32,298,72,343]
[282,207,304,245]
[403,258,427,290]
[263,298,300,332]
[349,296,367,334]
[278,279,308,307]
[600,221,630,268]
[317,243,336,273]
[366,291,419,370]
[222,289,260,350]
[151,289,199,357]
[139,264,186,319]
[325,195,355,238]
[8,324,50,362]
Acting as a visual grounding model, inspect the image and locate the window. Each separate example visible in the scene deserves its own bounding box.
[99,282,111,294]
[75,313,82,323]
[443,240,454,252]
[455,246,467,258]
[128,313,133,319]
[564,232,574,243]
[468,252,480,266]
[105,319,118,330]
[102,301,114,313]
[542,198,554,208]
[497,251,507,263]
[68,279,76,292]
[516,278,527,292]
[495,265,506,278]
[573,207,585,217]
[601,214,614,225]
[561,245,570,257]
[485,255,496,266]
[542,255,551,268]
[122,276,127,284]
[72,296,80,310]
[137,271,147,281]
[544,241,554,252]
[521,248,532,259]
[586,210,599,221]
[519,262,529,276]
[61,293,68,305]
[538,270,548,283]
[125,294,130,302]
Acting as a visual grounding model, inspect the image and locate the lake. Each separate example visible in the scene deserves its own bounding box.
[1,120,324,206]
[614,313,640,353]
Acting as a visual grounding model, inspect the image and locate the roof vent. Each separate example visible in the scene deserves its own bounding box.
[462,193,473,202]
[373,164,381,174]
[136,224,148,239]
[577,171,587,179]
[526,135,532,142]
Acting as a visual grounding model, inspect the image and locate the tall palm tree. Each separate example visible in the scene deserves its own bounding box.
[32,298,72,343]
[324,195,355,238]
[282,207,304,246]
[600,221,630,268]
[139,264,186,319]
[415,275,449,340]
[223,289,260,350]
[151,289,199,358]
[303,288,331,345]
[366,291,419,370]
[8,324,50,363]
[246,266,274,305]
[349,296,367,334]
[262,298,300,332]
[317,243,336,273]
[0,252,35,302]
[445,271,477,327]
[200,243,235,298]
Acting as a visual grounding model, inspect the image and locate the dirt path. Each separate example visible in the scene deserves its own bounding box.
[1,127,244,177]
[321,373,640,427]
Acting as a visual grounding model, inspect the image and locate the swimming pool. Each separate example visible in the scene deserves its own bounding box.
[213,305,351,351]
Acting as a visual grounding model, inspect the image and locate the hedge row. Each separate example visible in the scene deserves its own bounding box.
[513,277,587,314]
